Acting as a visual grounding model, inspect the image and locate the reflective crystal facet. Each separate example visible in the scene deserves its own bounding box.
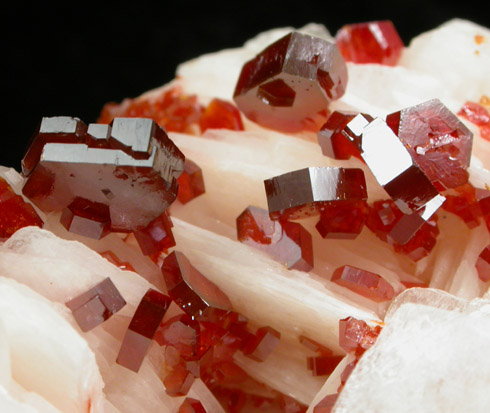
[315,201,367,239]
[386,99,473,190]
[475,245,490,282]
[60,197,111,239]
[264,167,367,220]
[116,289,172,372]
[177,159,206,204]
[199,98,244,133]
[307,355,343,376]
[335,20,404,65]
[234,32,347,132]
[331,265,394,302]
[236,206,313,271]
[243,326,281,362]
[133,211,175,256]
[65,277,126,332]
[179,397,207,413]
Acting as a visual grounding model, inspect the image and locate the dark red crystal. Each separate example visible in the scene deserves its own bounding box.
[133,211,175,256]
[164,363,195,396]
[335,20,404,65]
[116,289,172,372]
[22,117,184,232]
[65,277,126,332]
[177,159,206,205]
[99,250,135,272]
[338,317,382,356]
[264,167,367,220]
[234,32,347,133]
[298,335,333,356]
[315,201,367,239]
[179,397,207,413]
[313,393,338,413]
[441,184,481,228]
[199,98,244,133]
[155,314,201,360]
[60,197,111,239]
[243,326,281,362]
[386,99,473,190]
[458,101,490,141]
[307,355,343,376]
[331,265,395,302]
[161,251,232,319]
[475,244,490,282]
[0,177,43,240]
[236,206,314,271]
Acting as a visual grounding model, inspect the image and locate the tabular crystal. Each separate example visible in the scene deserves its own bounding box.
[177,159,206,204]
[264,167,367,220]
[60,197,111,239]
[179,398,207,413]
[331,265,394,302]
[386,99,473,190]
[236,205,313,271]
[116,289,172,372]
[234,32,347,132]
[335,20,404,65]
[307,355,343,376]
[66,277,126,332]
[243,326,281,362]
[133,211,175,256]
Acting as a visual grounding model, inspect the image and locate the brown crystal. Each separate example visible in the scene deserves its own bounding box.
[179,397,207,413]
[315,201,367,239]
[338,317,382,356]
[164,363,195,396]
[177,159,206,204]
[65,277,126,332]
[116,289,172,372]
[60,197,111,239]
[264,167,367,220]
[234,32,347,133]
[307,355,343,376]
[133,211,175,256]
[243,326,281,362]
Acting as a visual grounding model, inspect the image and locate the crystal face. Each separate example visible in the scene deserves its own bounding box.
[458,101,490,141]
[234,32,348,132]
[59,197,111,239]
[315,201,367,239]
[65,277,126,332]
[335,20,404,66]
[22,117,184,232]
[177,159,206,204]
[116,289,172,372]
[178,397,207,413]
[331,265,395,302]
[243,326,281,362]
[307,355,343,376]
[338,317,382,356]
[386,99,473,190]
[475,244,490,282]
[264,167,367,220]
[236,206,314,271]
[133,211,175,257]
[0,177,43,240]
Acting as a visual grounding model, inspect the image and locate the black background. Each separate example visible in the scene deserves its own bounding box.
[4,2,489,170]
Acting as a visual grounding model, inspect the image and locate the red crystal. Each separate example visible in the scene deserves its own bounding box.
[0,177,43,240]
[116,289,172,372]
[199,98,244,133]
[22,117,184,232]
[279,394,307,413]
[177,159,206,204]
[475,244,490,282]
[335,20,404,66]
[307,355,343,376]
[338,317,382,356]
[243,326,281,362]
[163,363,195,396]
[98,86,204,134]
[386,99,473,190]
[315,201,367,239]
[234,32,347,133]
[179,398,207,413]
[161,251,232,319]
[441,184,481,228]
[458,101,490,141]
[65,277,126,332]
[236,206,314,271]
[264,167,367,220]
[155,314,201,360]
[99,250,135,272]
[60,197,111,239]
[313,393,339,413]
[331,265,395,302]
[133,211,175,256]
[317,111,372,160]
[298,335,333,356]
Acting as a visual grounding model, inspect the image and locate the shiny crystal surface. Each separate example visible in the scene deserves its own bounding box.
[99,250,135,272]
[335,20,404,65]
[199,98,244,133]
[338,317,382,356]
[243,326,281,362]
[317,111,372,160]
[22,117,184,232]
[264,167,367,220]
[386,99,473,190]
[0,177,43,240]
[65,277,126,332]
[177,159,206,204]
[475,244,490,282]
[236,206,313,271]
[116,289,172,372]
[179,397,207,413]
[161,251,232,319]
[133,211,175,256]
[234,32,347,132]
[60,197,111,239]
[307,355,343,376]
[315,201,367,239]
[331,265,395,302]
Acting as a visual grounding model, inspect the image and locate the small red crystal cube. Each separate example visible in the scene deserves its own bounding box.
[177,159,206,204]
[307,355,343,376]
[335,20,404,66]
[199,98,244,133]
[243,326,281,362]
[179,397,207,413]
[315,201,367,239]
[338,317,381,355]
[60,197,111,239]
[133,211,175,256]
[234,32,347,133]
[476,244,490,282]
[116,289,172,372]
[331,265,394,302]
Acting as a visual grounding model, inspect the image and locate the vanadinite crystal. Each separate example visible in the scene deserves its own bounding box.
[386,99,473,190]
[233,31,347,132]
[335,20,404,65]
[60,197,111,239]
[264,167,367,220]
[133,211,175,257]
[331,265,395,302]
[307,355,343,376]
[313,393,338,413]
[65,277,126,332]
[161,251,232,319]
[155,314,201,360]
[0,177,43,240]
[179,397,207,413]
[338,317,382,356]
[458,100,490,140]
[475,244,490,282]
[116,289,172,372]
[236,206,313,271]
[22,117,184,233]
[315,201,367,239]
[242,326,281,362]
[199,98,244,133]
[177,159,206,204]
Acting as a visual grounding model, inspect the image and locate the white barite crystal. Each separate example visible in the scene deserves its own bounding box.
[333,289,490,413]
